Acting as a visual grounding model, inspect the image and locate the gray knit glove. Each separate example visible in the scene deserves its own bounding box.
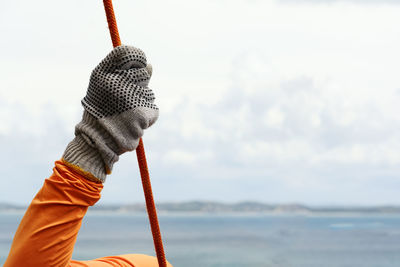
[62,45,158,183]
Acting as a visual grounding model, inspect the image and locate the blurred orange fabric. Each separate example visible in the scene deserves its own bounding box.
[4,160,172,267]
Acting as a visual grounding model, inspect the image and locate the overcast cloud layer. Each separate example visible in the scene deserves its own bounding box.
[279,0,400,4]
[1,0,400,205]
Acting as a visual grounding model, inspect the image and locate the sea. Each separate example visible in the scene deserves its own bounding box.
[1,212,400,267]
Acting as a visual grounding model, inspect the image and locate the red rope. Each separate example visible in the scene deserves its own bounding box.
[103,0,121,47]
[102,1,167,266]
[136,139,167,266]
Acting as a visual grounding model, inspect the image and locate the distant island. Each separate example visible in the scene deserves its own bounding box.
[1,201,400,214]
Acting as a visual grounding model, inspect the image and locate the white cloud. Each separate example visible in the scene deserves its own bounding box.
[1,0,400,205]
[264,107,285,128]
[278,0,400,4]
[164,150,197,165]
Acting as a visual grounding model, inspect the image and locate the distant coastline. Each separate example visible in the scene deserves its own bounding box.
[1,201,400,215]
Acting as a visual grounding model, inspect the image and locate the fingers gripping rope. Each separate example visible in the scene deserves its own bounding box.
[102,1,168,266]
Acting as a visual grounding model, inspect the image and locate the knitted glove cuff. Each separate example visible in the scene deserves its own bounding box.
[62,107,158,183]
[74,110,120,174]
[62,110,120,183]
[62,134,107,182]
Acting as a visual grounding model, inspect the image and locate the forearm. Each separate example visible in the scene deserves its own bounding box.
[4,160,103,267]
[5,45,157,267]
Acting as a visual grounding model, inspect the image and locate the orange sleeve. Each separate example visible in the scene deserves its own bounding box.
[69,254,173,267]
[4,160,103,267]
[4,160,173,267]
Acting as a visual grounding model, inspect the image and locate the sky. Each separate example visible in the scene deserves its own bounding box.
[1,0,400,206]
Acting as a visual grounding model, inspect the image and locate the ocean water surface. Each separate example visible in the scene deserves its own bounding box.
[1,212,400,266]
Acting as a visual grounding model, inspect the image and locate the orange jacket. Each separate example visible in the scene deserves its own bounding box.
[4,160,172,267]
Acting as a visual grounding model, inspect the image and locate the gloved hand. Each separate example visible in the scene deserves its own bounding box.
[62,45,158,183]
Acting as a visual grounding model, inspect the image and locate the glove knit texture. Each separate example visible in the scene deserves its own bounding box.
[62,45,158,183]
